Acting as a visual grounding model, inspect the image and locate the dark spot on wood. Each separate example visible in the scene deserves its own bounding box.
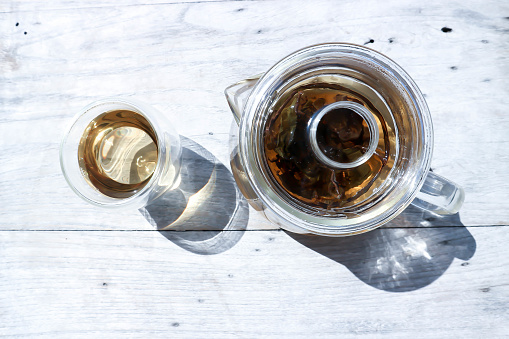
[268,237,275,241]
[505,17,509,20]
[481,40,489,44]
[255,248,261,252]
[388,38,395,43]
[228,274,233,278]
[15,22,19,26]
[450,66,458,70]
[441,27,452,33]
[24,32,27,35]
[208,132,213,135]
[257,29,262,34]
[424,216,435,222]
[482,78,491,82]
[440,240,449,245]
[172,322,180,327]
[429,168,434,172]
[480,287,490,293]
[103,282,108,286]
[198,299,204,303]
[236,8,245,12]
[461,262,469,266]
[364,39,375,45]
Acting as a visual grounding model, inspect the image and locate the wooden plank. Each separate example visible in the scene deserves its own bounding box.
[0,226,507,337]
[1,0,508,230]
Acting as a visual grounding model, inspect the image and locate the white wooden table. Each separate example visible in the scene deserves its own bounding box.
[1,0,509,337]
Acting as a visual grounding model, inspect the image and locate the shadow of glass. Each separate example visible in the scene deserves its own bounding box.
[139,136,249,255]
[287,205,476,292]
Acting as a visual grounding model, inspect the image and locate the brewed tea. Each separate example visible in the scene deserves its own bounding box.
[263,79,397,211]
[78,110,158,198]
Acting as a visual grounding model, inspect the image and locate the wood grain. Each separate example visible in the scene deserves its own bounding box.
[0,227,507,338]
[1,0,509,337]
[0,0,231,14]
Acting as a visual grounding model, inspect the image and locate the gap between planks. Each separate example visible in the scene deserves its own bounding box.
[0,225,507,232]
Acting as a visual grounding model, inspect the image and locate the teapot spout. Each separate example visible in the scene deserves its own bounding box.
[225,74,262,125]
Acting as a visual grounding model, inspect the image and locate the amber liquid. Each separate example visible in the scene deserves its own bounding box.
[78,110,158,198]
[263,80,397,211]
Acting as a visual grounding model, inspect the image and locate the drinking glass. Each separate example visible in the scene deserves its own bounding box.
[60,97,181,209]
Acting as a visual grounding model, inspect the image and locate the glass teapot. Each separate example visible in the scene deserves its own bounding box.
[226,43,464,237]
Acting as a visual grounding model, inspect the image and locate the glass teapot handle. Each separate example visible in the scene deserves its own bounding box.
[225,75,465,217]
[412,171,465,215]
[225,74,262,125]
